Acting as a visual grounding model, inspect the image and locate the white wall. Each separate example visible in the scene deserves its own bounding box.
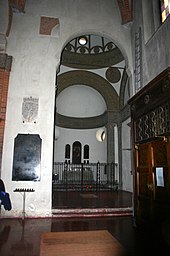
[1,0,132,217]
[55,84,107,163]
[56,85,107,117]
[121,119,133,192]
[54,127,107,163]
[132,0,170,88]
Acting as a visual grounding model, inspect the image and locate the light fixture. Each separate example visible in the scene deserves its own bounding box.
[78,36,87,45]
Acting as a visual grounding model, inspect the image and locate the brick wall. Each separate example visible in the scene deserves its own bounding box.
[0,54,12,172]
[117,0,133,24]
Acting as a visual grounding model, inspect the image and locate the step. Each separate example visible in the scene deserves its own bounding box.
[52,207,133,218]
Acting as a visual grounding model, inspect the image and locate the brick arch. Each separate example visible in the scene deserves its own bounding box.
[116,0,133,24]
[6,0,26,37]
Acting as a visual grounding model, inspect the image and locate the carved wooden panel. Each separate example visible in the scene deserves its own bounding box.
[152,141,167,166]
[136,103,170,142]
[137,144,151,196]
[152,140,170,201]
[138,144,150,166]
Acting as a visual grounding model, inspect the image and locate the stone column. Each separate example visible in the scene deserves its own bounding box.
[106,111,119,163]
[117,122,122,189]
[106,111,119,186]
[106,121,115,164]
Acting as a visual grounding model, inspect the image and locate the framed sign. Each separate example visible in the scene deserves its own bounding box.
[156,167,164,187]
[12,134,41,181]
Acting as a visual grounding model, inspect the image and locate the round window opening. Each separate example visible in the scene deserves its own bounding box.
[96,128,106,142]
[78,36,87,45]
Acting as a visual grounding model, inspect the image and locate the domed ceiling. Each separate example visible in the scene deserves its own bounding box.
[55,34,130,129]
[61,34,124,71]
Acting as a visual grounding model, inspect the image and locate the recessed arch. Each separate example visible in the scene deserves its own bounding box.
[57,70,119,111]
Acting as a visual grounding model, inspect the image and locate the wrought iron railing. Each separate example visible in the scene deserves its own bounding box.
[52,162,118,191]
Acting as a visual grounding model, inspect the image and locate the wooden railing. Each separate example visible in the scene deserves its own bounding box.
[52,162,119,191]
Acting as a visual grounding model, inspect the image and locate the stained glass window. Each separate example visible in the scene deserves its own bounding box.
[160,0,170,22]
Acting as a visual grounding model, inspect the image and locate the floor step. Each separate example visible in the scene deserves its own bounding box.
[52,207,133,218]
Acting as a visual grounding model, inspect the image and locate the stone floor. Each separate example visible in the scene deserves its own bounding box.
[0,190,170,256]
[1,216,170,256]
[52,190,133,217]
[52,190,132,208]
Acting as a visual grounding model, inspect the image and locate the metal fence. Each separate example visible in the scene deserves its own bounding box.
[52,162,118,191]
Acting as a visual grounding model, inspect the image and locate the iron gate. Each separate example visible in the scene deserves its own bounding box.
[52,162,118,191]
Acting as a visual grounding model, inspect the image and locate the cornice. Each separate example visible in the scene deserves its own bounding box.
[55,111,108,129]
[61,47,124,69]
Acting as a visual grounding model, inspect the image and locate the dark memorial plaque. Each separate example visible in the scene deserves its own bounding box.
[12,134,42,181]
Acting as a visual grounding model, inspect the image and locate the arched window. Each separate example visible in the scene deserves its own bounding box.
[65,144,70,159]
[84,145,89,159]
[72,141,81,164]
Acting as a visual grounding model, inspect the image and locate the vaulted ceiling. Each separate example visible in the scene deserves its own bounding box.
[6,0,133,37]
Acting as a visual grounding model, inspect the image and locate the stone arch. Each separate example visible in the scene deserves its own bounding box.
[57,70,119,111]
[116,0,133,24]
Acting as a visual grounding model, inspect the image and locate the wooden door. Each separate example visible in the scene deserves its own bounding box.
[151,140,170,221]
[135,139,170,224]
[135,143,154,223]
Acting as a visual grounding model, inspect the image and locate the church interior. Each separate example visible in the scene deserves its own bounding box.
[0,0,170,255]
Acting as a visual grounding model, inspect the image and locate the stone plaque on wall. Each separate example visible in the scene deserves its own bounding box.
[22,97,39,123]
[12,134,41,181]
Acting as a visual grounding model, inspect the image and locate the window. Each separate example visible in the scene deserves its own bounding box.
[160,0,170,22]
[84,145,89,160]
[65,144,70,159]
[72,141,81,164]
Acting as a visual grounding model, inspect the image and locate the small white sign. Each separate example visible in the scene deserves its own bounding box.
[156,167,164,187]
